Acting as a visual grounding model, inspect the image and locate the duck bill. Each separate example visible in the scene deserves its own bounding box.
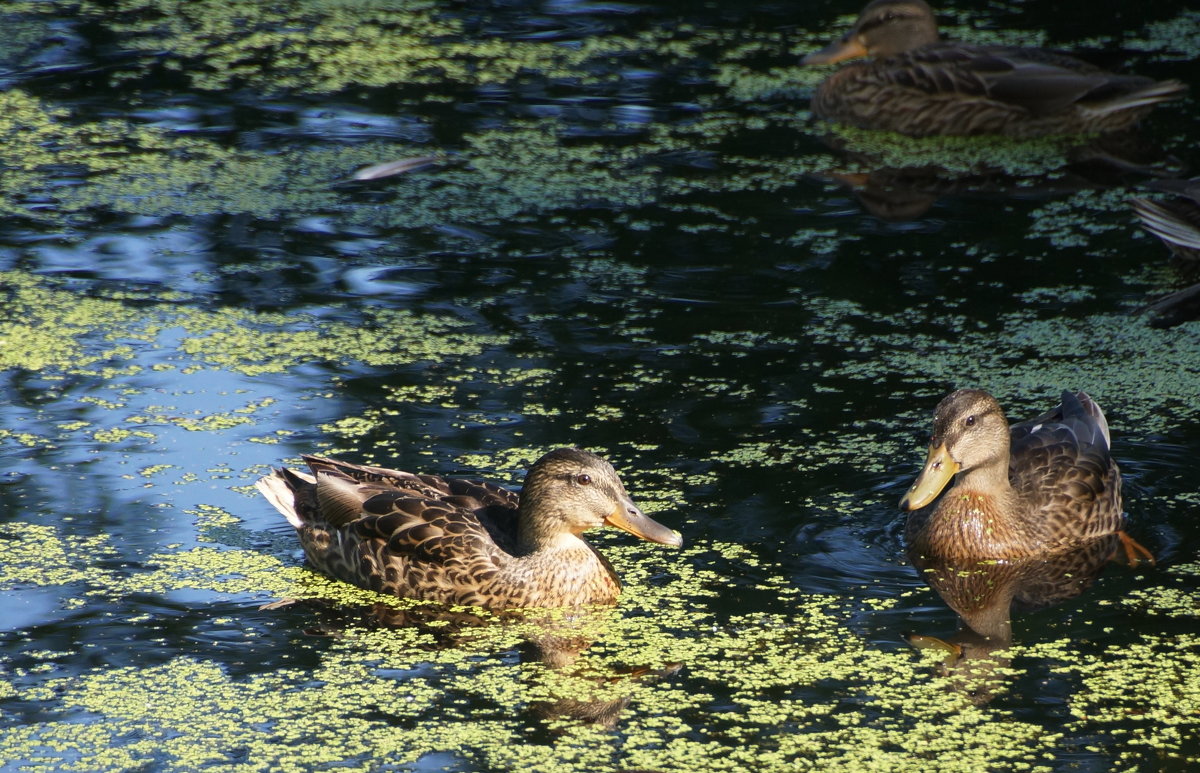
[605,501,683,547]
[899,443,960,511]
[802,34,869,65]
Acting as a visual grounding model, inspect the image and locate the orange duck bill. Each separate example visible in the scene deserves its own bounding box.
[802,34,870,65]
[899,442,960,511]
[605,499,683,547]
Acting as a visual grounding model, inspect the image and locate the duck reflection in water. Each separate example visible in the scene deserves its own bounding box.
[900,389,1153,701]
[269,598,678,730]
[904,535,1125,703]
[810,128,1178,222]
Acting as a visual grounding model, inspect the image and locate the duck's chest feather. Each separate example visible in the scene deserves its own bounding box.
[299,523,621,609]
[906,489,1037,562]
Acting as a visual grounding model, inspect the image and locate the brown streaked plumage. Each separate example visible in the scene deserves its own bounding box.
[256,448,682,610]
[802,0,1186,138]
[900,389,1150,563]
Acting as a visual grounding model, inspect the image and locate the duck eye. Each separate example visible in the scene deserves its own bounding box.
[965,415,976,427]
[575,473,592,486]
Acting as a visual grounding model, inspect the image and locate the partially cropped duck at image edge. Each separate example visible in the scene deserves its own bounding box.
[801,0,1186,137]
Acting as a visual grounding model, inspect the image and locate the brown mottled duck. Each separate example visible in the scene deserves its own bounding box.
[256,448,682,610]
[802,0,1185,138]
[900,389,1152,565]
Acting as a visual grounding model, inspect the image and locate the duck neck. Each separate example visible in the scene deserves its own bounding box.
[511,511,609,589]
[516,502,576,556]
[504,525,617,608]
[956,455,1014,504]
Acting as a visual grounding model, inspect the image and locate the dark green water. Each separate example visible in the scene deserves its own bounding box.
[1,1,1198,770]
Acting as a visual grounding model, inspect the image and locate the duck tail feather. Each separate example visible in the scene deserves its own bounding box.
[255,467,314,530]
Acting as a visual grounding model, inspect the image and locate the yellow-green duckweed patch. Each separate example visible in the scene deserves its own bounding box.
[0,271,499,379]
[4,521,1195,771]
[1127,10,1200,59]
[2,1,1198,770]
[798,294,1200,436]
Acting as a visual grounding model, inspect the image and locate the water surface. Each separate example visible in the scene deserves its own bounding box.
[1,1,1198,770]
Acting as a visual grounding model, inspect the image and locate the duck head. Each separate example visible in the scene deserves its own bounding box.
[519,448,683,550]
[803,0,940,65]
[900,389,1010,510]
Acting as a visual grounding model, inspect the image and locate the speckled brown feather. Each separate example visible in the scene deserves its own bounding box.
[1007,391,1122,544]
[905,389,1126,563]
[807,1,1185,138]
[257,448,680,610]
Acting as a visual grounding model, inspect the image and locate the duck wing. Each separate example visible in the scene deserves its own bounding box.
[891,45,1146,113]
[300,455,521,552]
[344,489,509,571]
[877,44,1183,121]
[257,456,521,590]
[1007,391,1121,543]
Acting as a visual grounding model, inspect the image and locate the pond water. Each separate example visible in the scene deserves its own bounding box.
[1,0,1198,770]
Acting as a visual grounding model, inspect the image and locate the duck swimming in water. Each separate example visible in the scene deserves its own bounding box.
[257,447,682,610]
[802,0,1185,138]
[900,389,1151,564]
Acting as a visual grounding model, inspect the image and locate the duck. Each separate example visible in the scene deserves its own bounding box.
[256,447,683,610]
[900,389,1152,564]
[1131,180,1200,326]
[801,0,1186,138]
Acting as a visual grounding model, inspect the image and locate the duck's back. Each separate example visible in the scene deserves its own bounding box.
[1007,391,1122,547]
[305,455,522,550]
